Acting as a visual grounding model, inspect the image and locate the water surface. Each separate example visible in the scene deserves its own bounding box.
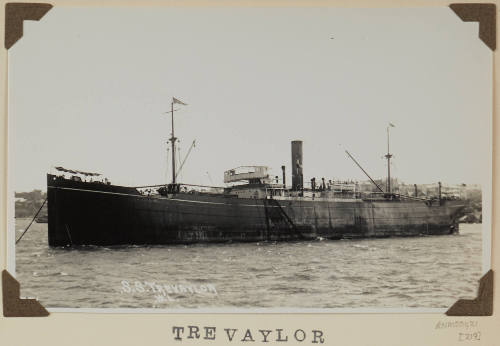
[15,219,482,309]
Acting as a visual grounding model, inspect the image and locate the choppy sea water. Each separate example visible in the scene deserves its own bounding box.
[14,219,482,309]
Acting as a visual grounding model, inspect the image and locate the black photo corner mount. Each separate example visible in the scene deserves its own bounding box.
[4,2,53,49]
[2,270,49,317]
[446,270,493,316]
[449,3,496,51]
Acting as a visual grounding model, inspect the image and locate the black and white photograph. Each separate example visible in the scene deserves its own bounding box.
[8,6,491,311]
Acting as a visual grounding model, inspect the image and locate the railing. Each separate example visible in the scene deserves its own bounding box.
[135,183,225,196]
[134,181,462,202]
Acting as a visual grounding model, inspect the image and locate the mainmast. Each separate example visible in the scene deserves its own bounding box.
[385,123,395,194]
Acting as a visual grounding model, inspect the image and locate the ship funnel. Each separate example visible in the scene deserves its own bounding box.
[291,140,303,191]
[281,165,286,188]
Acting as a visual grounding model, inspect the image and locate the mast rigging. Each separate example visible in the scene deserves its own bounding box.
[345,150,385,193]
[165,97,188,184]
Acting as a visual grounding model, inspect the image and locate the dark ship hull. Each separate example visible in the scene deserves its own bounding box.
[47,174,466,246]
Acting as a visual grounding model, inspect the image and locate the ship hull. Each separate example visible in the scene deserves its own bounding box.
[47,175,466,246]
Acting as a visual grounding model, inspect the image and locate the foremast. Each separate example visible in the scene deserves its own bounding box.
[166,97,188,185]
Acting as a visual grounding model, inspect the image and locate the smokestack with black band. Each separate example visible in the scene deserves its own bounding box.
[281,165,286,188]
[291,140,303,191]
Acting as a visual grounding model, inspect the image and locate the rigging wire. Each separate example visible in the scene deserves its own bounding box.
[16,197,47,244]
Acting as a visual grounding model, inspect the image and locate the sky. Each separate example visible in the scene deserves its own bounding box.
[9,7,492,192]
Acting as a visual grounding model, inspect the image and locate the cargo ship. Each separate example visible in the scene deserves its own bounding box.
[46,100,466,246]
